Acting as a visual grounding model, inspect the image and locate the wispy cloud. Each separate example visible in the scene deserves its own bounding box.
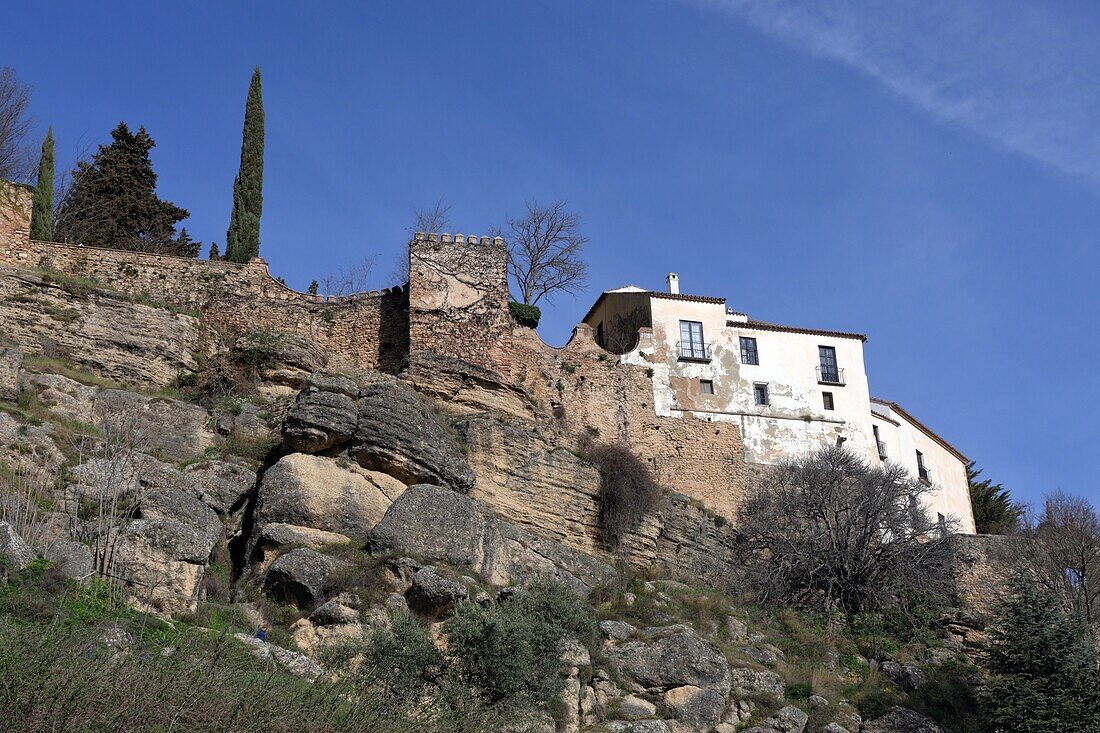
[683,0,1100,181]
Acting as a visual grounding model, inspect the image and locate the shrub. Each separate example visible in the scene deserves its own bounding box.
[508,301,541,328]
[785,682,813,700]
[446,579,595,710]
[579,440,661,549]
[737,446,957,619]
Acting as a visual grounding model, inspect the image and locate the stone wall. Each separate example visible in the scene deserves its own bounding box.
[948,533,1029,615]
[0,239,408,373]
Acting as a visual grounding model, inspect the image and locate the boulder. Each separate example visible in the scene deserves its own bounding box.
[263,548,348,610]
[881,661,928,692]
[309,599,360,626]
[607,625,731,692]
[233,332,326,394]
[0,346,23,400]
[93,390,214,461]
[351,379,475,492]
[620,695,658,719]
[233,632,324,681]
[110,517,219,614]
[600,619,638,641]
[137,487,223,548]
[742,705,809,733]
[43,540,94,578]
[663,684,727,728]
[283,388,358,453]
[823,725,852,733]
[0,522,36,570]
[25,372,97,422]
[252,523,352,565]
[255,453,400,541]
[860,707,943,733]
[181,458,256,515]
[403,351,535,419]
[405,566,469,617]
[369,484,616,593]
[728,668,785,700]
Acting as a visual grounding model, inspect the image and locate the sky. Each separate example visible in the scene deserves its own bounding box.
[5,1,1099,508]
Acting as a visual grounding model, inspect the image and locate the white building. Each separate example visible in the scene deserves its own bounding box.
[582,274,976,534]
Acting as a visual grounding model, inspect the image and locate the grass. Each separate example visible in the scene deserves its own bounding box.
[20,353,126,390]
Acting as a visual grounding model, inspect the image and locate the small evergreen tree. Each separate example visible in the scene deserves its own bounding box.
[307,280,318,295]
[174,228,200,258]
[225,67,264,263]
[54,122,192,255]
[968,462,1023,535]
[982,574,1100,732]
[208,242,220,260]
[30,127,54,240]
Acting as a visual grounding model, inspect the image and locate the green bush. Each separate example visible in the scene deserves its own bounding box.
[447,579,595,709]
[785,682,813,700]
[508,301,541,328]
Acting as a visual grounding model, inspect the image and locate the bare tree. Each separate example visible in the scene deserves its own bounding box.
[0,68,33,182]
[502,200,589,306]
[1026,491,1100,631]
[411,195,453,235]
[319,255,378,297]
[738,446,958,620]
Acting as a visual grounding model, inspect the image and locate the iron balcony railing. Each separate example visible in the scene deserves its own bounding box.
[876,441,888,460]
[816,365,845,385]
[676,341,713,362]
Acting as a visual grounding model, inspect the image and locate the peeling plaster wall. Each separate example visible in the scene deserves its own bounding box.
[638,296,878,466]
[872,406,976,533]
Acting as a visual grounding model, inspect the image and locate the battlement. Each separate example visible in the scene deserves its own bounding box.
[413,231,505,245]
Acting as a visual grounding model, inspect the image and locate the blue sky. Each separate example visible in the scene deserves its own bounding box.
[7,1,1099,507]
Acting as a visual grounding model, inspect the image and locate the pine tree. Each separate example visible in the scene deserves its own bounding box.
[225,67,264,263]
[30,127,54,240]
[208,242,220,260]
[968,462,1023,535]
[982,575,1100,732]
[54,122,192,255]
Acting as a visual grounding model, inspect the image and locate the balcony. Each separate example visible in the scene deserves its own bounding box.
[918,465,931,485]
[677,341,713,362]
[876,441,888,460]
[816,365,845,385]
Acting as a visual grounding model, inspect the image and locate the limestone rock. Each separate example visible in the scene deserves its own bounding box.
[43,540,94,578]
[234,331,325,394]
[352,379,475,492]
[742,705,809,733]
[309,599,360,626]
[823,724,852,733]
[406,566,469,617]
[0,522,36,570]
[264,548,348,610]
[283,387,358,453]
[403,351,535,420]
[181,458,256,515]
[881,661,928,692]
[110,517,219,613]
[93,390,214,461]
[620,695,658,719]
[0,267,204,386]
[600,619,638,641]
[25,372,97,422]
[255,453,399,543]
[607,625,731,692]
[137,486,223,549]
[0,346,23,400]
[234,632,324,681]
[663,684,727,728]
[369,484,616,593]
[728,667,785,700]
[253,523,352,566]
[860,707,943,733]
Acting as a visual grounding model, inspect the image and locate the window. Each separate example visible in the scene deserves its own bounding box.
[739,336,759,365]
[753,382,769,406]
[678,320,707,360]
[818,345,840,384]
[873,425,887,460]
[699,379,714,395]
[822,392,834,410]
[916,450,930,483]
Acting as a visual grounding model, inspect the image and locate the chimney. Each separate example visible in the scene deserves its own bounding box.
[666,272,680,295]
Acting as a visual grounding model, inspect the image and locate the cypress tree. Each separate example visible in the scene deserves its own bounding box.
[226,67,264,263]
[30,127,54,240]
